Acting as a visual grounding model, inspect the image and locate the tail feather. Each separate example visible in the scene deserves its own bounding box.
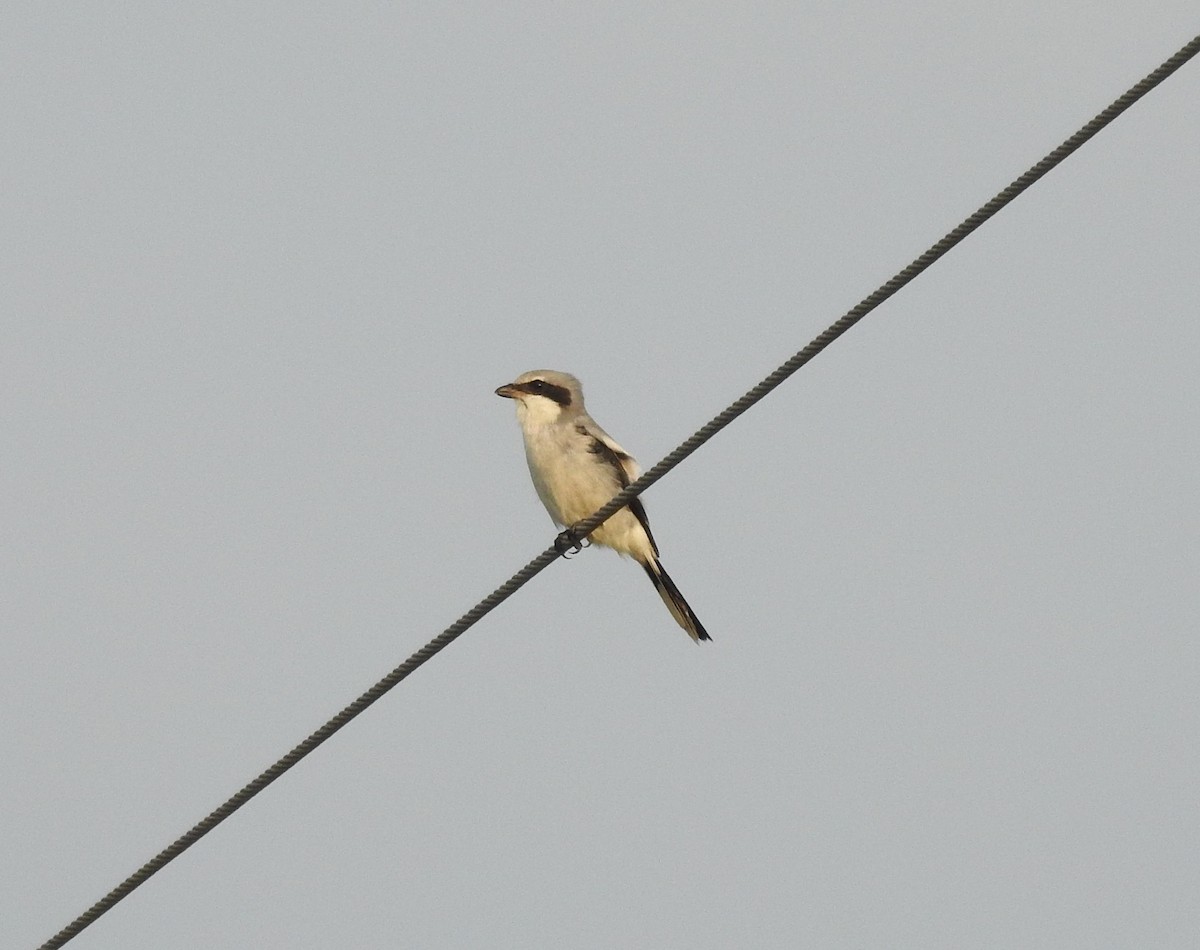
[641,558,711,643]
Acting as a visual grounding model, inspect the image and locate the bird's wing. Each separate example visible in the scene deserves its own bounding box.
[580,420,640,481]
[576,418,658,556]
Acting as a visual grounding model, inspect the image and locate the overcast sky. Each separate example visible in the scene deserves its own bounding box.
[4,5,1198,949]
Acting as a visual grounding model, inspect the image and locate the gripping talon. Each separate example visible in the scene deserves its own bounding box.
[555,528,586,558]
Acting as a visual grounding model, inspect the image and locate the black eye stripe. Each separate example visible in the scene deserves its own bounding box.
[521,380,572,407]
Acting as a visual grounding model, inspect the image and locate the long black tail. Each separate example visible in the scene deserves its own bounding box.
[641,558,711,643]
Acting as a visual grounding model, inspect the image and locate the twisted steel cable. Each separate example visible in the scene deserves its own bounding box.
[37,32,1200,950]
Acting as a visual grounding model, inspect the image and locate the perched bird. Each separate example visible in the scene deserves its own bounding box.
[495,370,710,643]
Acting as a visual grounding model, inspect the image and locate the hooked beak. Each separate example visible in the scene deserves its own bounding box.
[495,383,519,399]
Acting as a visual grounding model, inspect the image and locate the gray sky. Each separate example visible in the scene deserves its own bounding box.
[4,5,1198,949]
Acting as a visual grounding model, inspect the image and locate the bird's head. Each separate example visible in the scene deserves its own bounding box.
[495,370,584,427]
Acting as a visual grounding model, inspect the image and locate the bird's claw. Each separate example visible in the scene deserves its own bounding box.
[555,528,590,558]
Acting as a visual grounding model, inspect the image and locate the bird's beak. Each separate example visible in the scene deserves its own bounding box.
[495,383,518,399]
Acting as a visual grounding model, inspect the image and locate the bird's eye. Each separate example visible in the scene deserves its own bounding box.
[528,380,547,392]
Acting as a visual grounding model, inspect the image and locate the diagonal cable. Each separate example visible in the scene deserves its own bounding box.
[570,35,1200,544]
[36,32,1200,950]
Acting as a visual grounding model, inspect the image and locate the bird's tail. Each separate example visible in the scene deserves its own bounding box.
[641,557,711,643]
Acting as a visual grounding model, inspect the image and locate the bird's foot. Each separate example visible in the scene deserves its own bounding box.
[554,527,591,558]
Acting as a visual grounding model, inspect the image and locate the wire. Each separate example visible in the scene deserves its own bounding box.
[36,32,1200,950]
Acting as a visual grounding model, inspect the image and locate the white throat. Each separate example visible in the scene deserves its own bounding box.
[515,395,565,431]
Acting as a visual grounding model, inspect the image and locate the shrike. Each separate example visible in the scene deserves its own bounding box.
[495,370,710,643]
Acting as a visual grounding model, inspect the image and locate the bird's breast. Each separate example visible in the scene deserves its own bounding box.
[521,423,620,527]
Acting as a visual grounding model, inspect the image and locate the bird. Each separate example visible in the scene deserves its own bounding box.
[495,369,710,643]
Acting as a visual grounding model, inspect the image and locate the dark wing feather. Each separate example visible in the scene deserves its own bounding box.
[577,423,659,555]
